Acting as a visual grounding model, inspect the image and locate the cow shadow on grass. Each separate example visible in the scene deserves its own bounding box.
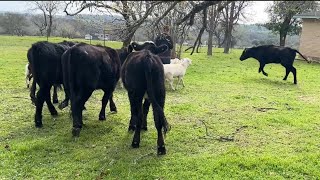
[245,76,300,87]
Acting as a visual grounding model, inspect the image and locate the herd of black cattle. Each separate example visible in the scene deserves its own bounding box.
[27,40,169,155]
[26,39,310,155]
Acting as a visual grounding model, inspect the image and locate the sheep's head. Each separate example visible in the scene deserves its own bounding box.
[181,58,192,67]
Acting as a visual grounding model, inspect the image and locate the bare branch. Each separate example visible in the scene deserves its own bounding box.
[176,1,231,26]
[153,1,179,26]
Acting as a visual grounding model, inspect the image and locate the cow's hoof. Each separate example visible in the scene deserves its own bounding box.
[142,126,148,131]
[110,107,117,113]
[58,103,66,110]
[128,125,136,131]
[53,99,59,104]
[35,122,43,128]
[157,146,166,155]
[72,128,81,137]
[294,81,297,84]
[99,115,106,121]
[132,141,139,148]
[50,109,58,116]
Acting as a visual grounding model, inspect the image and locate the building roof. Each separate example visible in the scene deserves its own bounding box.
[293,11,320,19]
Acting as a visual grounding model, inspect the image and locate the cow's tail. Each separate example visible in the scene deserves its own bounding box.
[29,44,41,84]
[295,49,311,63]
[143,53,169,134]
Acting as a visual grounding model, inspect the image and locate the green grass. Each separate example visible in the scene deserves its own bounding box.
[1,35,320,179]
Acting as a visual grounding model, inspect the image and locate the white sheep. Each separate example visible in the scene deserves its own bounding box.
[163,57,192,90]
[170,58,183,64]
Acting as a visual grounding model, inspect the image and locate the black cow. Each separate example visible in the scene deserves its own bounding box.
[61,43,129,137]
[239,45,310,84]
[26,62,61,105]
[57,44,133,110]
[121,41,170,155]
[27,41,76,128]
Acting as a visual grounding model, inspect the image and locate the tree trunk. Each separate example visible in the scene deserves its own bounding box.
[191,8,207,55]
[207,6,214,56]
[279,33,286,47]
[223,2,235,54]
[171,22,177,59]
[122,30,135,47]
[47,14,53,40]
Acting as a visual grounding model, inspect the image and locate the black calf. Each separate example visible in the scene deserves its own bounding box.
[121,41,170,155]
[240,45,310,84]
[61,43,127,137]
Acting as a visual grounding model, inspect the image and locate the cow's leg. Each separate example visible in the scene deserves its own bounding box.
[35,86,46,128]
[71,89,93,137]
[291,66,297,84]
[153,88,168,155]
[283,66,291,81]
[142,98,150,131]
[259,63,268,76]
[99,89,115,120]
[30,79,37,105]
[109,93,117,113]
[129,91,143,148]
[52,85,59,104]
[44,85,58,116]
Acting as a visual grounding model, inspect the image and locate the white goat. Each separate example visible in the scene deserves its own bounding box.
[25,63,32,88]
[163,58,192,90]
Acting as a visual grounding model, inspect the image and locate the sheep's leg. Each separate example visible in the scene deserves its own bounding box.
[168,75,175,90]
[181,78,185,87]
[176,76,183,89]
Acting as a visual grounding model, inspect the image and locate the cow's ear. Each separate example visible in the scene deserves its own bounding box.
[244,48,247,52]
[131,42,143,51]
[155,44,168,54]
[127,44,133,53]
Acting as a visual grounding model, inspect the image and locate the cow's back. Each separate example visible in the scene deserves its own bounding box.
[253,45,296,64]
[29,41,69,84]
[67,44,121,90]
[121,50,164,91]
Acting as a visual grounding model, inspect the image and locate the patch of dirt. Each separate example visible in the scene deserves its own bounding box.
[253,106,277,112]
[298,95,318,103]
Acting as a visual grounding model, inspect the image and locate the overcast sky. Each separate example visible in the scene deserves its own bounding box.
[0,1,272,24]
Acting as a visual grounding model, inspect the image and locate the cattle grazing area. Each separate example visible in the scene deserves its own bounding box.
[1,36,320,179]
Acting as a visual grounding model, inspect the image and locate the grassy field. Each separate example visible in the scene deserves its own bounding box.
[0,35,320,179]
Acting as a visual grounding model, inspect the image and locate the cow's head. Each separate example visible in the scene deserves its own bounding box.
[131,41,168,55]
[239,48,251,61]
[117,44,133,64]
[59,40,77,47]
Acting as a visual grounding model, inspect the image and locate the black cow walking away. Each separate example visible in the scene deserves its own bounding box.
[239,45,310,84]
[26,62,61,105]
[121,41,170,155]
[61,43,128,137]
[58,44,133,111]
[27,41,76,128]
